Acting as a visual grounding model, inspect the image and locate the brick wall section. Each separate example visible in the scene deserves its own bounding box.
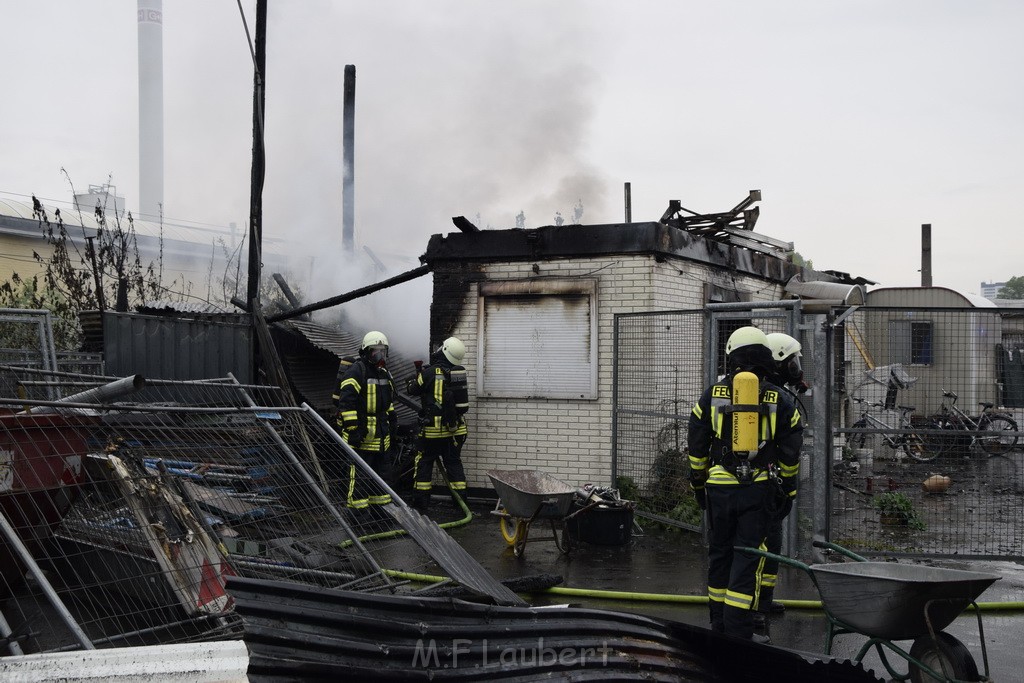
[431,253,784,490]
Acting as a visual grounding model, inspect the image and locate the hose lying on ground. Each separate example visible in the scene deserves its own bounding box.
[381,568,1024,612]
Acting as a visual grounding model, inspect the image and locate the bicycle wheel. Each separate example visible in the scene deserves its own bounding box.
[917,417,954,461]
[849,419,869,450]
[901,432,940,462]
[979,414,1019,456]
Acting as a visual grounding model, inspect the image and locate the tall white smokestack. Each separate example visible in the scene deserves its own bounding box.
[137,0,164,220]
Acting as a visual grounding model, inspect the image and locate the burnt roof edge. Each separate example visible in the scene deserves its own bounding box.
[421,222,844,286]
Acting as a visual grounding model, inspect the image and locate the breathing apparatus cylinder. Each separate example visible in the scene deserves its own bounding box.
[731,371,760,456]
[448,367,469,414]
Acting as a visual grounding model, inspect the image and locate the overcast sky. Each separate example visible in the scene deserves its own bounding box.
[1,1,1022,347]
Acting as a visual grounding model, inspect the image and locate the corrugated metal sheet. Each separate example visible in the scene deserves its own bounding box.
[138,300,235,315]
[228,576,881,682]
[275,320,420,424]
[0,641,249,682]
[103,311,253,384]
[284,319,360,356]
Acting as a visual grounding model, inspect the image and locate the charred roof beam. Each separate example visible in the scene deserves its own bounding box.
[265,264,431,323]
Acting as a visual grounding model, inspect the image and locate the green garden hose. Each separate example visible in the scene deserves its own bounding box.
[380,568,1024,612]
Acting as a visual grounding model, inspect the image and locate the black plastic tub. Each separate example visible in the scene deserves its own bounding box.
[566,503,635,545]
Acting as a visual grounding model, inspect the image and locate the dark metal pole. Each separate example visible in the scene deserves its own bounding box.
[246,0,267,309]
[921,223,932,287]
[343,64,356,254]
[624,182,632,224]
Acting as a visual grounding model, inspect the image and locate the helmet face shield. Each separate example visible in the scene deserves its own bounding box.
[365,344,388,367]
[781,354,803,384]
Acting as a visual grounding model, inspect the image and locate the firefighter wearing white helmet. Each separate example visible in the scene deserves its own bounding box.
[687,325,803,642]
[440,336,466,364]
[334,330,397,516]
[757,331,809,638]
[765,332,807,393]
[407,336,470,513]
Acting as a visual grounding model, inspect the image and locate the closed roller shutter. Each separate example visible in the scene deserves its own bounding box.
[479,281,597,399]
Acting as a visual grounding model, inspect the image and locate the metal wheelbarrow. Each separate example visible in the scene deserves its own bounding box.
[486,469,581,557]
[737,540,999,682]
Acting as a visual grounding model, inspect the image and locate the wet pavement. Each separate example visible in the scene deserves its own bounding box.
[429,496,1024,682]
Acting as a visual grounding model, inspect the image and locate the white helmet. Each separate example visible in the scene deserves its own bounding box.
[725,326,769,355]
[765,332,801,361]
[440,336,466,364]
[361,330,389,350]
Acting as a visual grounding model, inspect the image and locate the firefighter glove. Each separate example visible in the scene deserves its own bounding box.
[770,480,794,520]
[694,486,706,510]
[689,467,708,489]
[346,427,367,446]
[774,495,793,521]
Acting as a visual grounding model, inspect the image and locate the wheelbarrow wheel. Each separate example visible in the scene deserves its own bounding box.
[908,631,979,683]
[500,514,529,551]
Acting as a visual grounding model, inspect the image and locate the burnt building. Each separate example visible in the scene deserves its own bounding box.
[418,196,850,492]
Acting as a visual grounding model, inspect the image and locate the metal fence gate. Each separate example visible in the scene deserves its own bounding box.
[613,302,1024,562]
[612,303,814,559]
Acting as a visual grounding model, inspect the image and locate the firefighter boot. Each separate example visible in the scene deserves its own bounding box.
[411,495,430,514]
[752,610,771,644]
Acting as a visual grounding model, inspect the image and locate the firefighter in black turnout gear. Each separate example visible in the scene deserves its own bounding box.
[334,330,397,514]
[753,332,808,639]
[688,326,803,641]
[407,336,469,513]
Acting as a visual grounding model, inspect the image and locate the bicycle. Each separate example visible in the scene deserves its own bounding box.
[848,397,936,463]
[926,390,1019,458]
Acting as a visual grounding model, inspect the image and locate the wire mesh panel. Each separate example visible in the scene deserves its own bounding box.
[613,307,806,532]
[0,370,498,655]
[612,310,707,528]
[0,310,60,402]
[830,306,1024,560]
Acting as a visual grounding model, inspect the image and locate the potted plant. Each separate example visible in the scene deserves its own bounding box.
[873,492,926,530]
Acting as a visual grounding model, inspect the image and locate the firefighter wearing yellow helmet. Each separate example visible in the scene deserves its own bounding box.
[407,336,470,513]
[687,326,803,642]
[334,330,397,516]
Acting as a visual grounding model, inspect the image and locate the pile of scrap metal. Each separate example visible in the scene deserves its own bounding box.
[227,576,882,682]
[0,369,523,657]
[659,190,794,258]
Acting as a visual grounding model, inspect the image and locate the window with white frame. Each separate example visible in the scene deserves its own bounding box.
[478,279,598,399]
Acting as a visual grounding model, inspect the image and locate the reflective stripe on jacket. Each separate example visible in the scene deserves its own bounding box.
[335,357,396,451]
[412,363,467,439]
[688,377,803,488]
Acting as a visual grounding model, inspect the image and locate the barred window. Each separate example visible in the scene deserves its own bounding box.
[889,320,933,365]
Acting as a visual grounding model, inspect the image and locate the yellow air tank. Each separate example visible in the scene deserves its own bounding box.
[731,371,760,453]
